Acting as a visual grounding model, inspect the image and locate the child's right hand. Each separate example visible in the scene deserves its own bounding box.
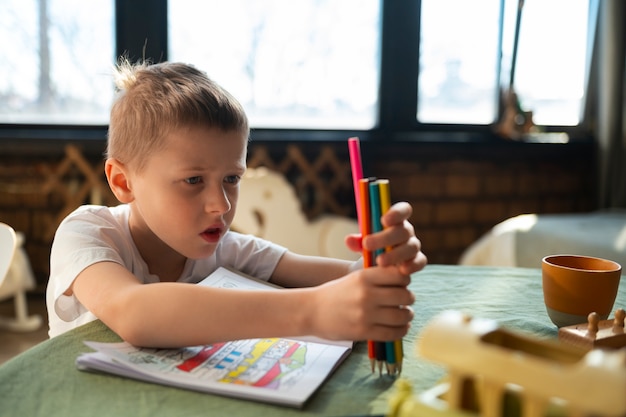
[307,266,415,342]
[345,202,427,275]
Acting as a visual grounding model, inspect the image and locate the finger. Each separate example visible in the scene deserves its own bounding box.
[344,233,363,252]
[375,236,421,266]
[363,222,415,253]
[371,287,415,307]
[372,305,414,327]
[398,251,428,275]
[368,319,413,341]
[362,266,411,286]
[381,202,412,228]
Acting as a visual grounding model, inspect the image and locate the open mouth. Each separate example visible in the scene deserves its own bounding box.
[200,227,223,242]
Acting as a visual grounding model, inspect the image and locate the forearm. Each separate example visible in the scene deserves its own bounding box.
[72,261,320,347]
[72,258,414,348]
[269,251,358,288]
[131,266,416,347]
[110,283,318,347]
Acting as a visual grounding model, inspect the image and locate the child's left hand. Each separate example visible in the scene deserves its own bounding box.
[345,201,427,275]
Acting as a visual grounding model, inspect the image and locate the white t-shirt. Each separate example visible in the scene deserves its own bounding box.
[46,205,287,338]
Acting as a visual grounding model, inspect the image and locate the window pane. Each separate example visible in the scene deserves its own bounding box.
[513,0,589,126]
[0,0,114,124]
[169,0,381,129]
[418,0,501,124]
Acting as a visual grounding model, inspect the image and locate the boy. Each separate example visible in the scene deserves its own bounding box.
[47,60,427,348]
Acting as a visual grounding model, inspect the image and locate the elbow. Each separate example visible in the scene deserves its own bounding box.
[114,321,154,347]
[102,312,150,347]
[98,294,158,347]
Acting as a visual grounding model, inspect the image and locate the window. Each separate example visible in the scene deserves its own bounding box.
[0,0,594,134]
[418,0,501,124]
[0,0,114,124]
[169,0,381,129]
[508,0,590,126]
[418,0,590,126]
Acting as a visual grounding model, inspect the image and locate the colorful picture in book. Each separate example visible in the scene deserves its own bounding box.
[127,338,307,389]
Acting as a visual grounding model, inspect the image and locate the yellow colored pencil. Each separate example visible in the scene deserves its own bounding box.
[378,179,403,375]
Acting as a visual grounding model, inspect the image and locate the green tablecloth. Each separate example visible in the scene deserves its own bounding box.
[2,265,623,417]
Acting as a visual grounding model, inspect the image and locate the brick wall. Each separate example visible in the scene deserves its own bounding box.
[0,139,596,288]
[368,141,596,264]
[0,152,72,288]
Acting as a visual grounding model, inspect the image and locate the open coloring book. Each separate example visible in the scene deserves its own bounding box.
[76,267,353,408]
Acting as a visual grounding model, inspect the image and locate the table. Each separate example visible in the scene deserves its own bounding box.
[1,265,624,417]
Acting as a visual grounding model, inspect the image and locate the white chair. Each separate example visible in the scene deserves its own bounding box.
[232,167,360,260]
[0,224,16,291]
[0,223,42,332]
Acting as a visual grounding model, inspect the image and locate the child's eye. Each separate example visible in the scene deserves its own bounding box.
[184,176,203,185]
[224,175,241,185]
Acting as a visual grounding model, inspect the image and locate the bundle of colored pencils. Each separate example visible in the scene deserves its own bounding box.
[348,137,403,376]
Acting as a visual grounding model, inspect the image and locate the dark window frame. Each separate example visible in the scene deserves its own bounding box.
[0,0,594,145]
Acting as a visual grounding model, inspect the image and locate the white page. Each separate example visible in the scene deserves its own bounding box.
[78,337,350,408]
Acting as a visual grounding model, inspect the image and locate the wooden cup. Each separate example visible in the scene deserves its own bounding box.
[542,254,621,328]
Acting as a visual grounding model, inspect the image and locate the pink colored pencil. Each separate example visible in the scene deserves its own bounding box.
[348,137,364,227]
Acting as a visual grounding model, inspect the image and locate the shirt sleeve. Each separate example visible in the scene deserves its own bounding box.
[46,206,131,330]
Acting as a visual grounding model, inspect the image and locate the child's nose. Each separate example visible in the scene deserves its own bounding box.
[204,185,232,214]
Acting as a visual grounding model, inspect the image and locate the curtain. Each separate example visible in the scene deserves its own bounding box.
[596,0,626,209]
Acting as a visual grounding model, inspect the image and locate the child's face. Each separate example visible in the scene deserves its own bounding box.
[127,125,248,260]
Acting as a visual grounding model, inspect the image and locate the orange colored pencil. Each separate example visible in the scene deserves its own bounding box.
[358,178,376,372]
[358,178,373,268]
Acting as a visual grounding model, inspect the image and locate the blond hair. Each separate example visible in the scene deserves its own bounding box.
[106,59,249,171]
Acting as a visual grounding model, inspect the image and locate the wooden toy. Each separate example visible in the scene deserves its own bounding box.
[558,308,626,351]
[231,167,359,260]
[387,310,626,417]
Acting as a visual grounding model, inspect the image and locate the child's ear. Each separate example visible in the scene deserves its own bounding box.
[105,158,134,203]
